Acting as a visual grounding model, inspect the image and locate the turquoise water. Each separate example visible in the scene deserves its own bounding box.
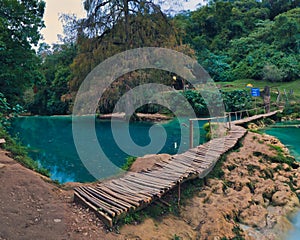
[264,121,300,160]
[10,116,207,183]
[263,121,300,239]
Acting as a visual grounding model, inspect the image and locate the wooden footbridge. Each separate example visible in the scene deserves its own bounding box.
[74,109,279,227]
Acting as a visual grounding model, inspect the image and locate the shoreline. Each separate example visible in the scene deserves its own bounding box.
[20,112,174,123]
[3,112,300,239]
[119,130,300,240]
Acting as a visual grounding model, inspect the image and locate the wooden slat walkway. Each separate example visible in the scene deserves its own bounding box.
[74,111,279,227]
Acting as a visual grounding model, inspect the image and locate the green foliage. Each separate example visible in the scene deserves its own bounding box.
[121,156,137,171]
[69,0,191,96]
[200,51,233,82]
[0,127,50,177]
[177,1,299,83]
[181,89,253,116]
[232,226,245,240]
[262,64,284,82]
[181,90,208,116]
[283,103,300,115]
[121,211,146,225]
[253,149,298,168]
[222,90,253,112]
[268,144,284,154]
[0,92,25,128]
[173,234,181,240]
[0,0,45,104]
[207,154,227,179]
[29,43,77,115]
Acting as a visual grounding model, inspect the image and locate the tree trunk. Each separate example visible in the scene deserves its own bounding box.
[124,0,129,48]
[263,86,271,113]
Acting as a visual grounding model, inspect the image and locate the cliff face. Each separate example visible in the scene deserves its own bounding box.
[121,131,300,240]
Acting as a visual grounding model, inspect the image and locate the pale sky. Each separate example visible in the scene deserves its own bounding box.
[41,0,203,45]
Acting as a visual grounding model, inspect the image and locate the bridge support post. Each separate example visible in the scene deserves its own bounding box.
[178,183,181,209]
[189,120,193,149]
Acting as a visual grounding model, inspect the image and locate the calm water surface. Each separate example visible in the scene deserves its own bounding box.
[10,116,207,183]
[263,121,300,239]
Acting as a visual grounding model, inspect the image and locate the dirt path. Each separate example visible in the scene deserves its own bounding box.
[0,149,120,240]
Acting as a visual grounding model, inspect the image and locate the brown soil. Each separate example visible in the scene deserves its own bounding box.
[1,131,299,240]
[0,149,119,240]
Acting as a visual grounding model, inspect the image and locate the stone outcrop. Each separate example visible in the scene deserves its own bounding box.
[120,130,300,240]
[180,132,300,240]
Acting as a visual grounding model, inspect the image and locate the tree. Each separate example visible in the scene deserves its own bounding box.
[81,0,191,38]
[0,0,45,104]
[262,0,300,19]
[68,0,196,95]
[29,43,77,115]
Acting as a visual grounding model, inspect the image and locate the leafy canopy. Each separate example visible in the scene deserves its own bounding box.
[0,0,45,104]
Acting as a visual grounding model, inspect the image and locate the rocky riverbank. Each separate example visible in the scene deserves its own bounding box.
[120,131,300,240]
[98,112,172,122]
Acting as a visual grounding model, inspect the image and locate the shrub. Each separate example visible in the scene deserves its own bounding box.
[262,64,284,82]
[0,127,50,177]
[121,156,137,171]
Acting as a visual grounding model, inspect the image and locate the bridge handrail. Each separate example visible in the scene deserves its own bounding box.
[188,104,283,148]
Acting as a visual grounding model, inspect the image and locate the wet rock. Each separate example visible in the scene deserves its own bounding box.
[239,205,268,229]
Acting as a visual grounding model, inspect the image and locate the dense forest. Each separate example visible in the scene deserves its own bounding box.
[0,0,299,118]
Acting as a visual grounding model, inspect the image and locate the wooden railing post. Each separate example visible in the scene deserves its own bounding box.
[189,119,193,149]
[209,119,212,139]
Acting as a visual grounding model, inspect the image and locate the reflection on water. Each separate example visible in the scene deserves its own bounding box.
[10,116,207,183]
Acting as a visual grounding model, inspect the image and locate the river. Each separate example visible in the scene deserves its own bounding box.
[10,116,207,183]
[263,121,300,240]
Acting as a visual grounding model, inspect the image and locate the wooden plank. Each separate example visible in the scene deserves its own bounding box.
[107,180,153,201]
[121,178,162,194]
[182,152,211,161]
[179,153,213,165]
[74,192,113,228]
[85,187,131,211]
[142,171,181,182]
[75,187,117,217]
[125,175,170,189]
[78,187,122,215]
[162,161,192,173]
[163,158,194,171]
[104,182,148,200]
[102,185,144,204]
[92,187,135,209]
[128,173,174,186]
[96,185,140,207]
